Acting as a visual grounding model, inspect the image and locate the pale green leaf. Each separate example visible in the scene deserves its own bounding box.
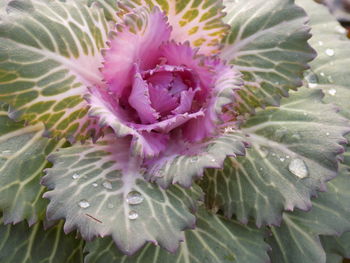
[84,208,270,263]
[321,232,350,263]
[42,134,202,255]
[146,134,246,188]
[0,218,84,263]
[201,88,349,226]
[0,0,109,140]
[0,105,64,225]
[119,0,229,55]
[222,0,315,113]
[87,0,118,22]
[267,167,350,263]
[295,0,350,122]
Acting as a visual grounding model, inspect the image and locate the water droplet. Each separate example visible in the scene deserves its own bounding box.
[259,147,269,158]
[280,157,285,162]
[224,126,235,133]
[259,167,263,171]
[326,132,330,136]
[304,71,318,88]
[155,169,165,178]
[327,76,334,83]
[1,150,11,155]
[335,25,346,34]
[78,200,90,209]
[72,173,80,180]
[272,153,276,157]
[190,156,198,163]
[107,203,114,209]
[325,49,335,56]
[292,133,302,141]
[286,155,290,159]
[92,183,98,187]
[275,128,288,140]
[320,72,325,77]
[102,181,113,190]
[126,191,144,205]
[288,159,309,179]
[328,89,336,96]
[128,210,138,220]
[318,41,324,46]
[211,157,216,162]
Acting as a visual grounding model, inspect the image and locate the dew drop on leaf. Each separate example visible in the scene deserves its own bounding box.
[335,25,346,34]
[102,181,113,189]
[126,191,144,205]
[259,146,269,158]
[190,156,199,163]
[288,159,309,179]
[328,89,337,96]
[325,48,335,56]
[1,150,11,155]
[78,200,90,209]
[155,169,165,178]
[304,70,318,88]
[72,173,80,179]
[128,210,138,220]
[92,183,98,187]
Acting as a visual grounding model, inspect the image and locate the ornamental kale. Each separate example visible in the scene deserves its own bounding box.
[0,0,350,262]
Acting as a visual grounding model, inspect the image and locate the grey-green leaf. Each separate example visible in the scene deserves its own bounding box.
[84,207,270,263]
[42,134,202,255]
[321,232,350,263]
[201,88,349,226]
[222,0,316,113]
[87,0,118,22]
[295,0,350,122]
[0,218,84,263]
[267,167,350,263]
[0,106,64,225]
[0,0,108,140]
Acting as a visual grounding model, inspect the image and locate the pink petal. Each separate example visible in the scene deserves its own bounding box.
[172,89,196,115]
[128,65,160,124]
[131,110,205,134]
[86,86,169,158]
[133,131,169,158]
[148,84,178,116]
[102,7,171,98]
[183,62,242,142]
[146,71,173,87]
[160,42,214,102]
[182,112,216,142]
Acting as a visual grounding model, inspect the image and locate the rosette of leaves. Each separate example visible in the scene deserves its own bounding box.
[0,0,349,262]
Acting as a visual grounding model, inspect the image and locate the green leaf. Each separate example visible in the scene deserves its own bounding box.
[0,105,64,225]
[222,0,316,113]
[0,0,109,140]
[295,0,350,122]
[42,134,202,255]
[321,232,350,263]
[201,88,349,226]
[87,0,118,22]
[146,133,246,188]
[84,207,270,263]
[267,167,350,263]
[0,218,84,263]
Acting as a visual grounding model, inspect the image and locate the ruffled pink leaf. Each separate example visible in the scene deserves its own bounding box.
[102,7,172,97]
[128,66,160,124]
